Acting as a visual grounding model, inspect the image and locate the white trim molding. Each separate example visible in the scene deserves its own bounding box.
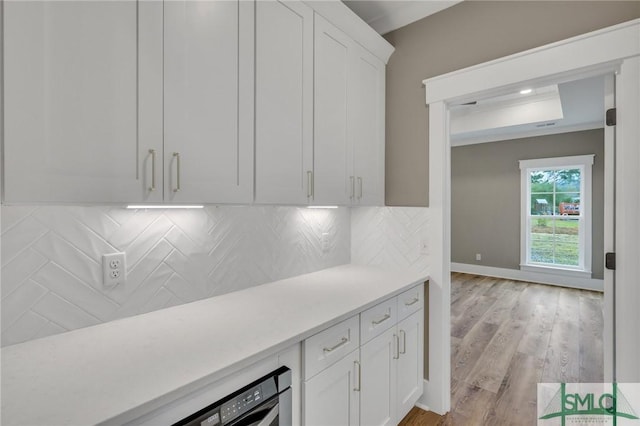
[423,19,640,104]
[451,262,604,292]
[423,18,640,411]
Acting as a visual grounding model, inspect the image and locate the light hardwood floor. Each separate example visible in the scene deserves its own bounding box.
[399,273,604,425]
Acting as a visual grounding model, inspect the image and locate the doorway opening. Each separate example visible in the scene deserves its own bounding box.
[420,19,639,417]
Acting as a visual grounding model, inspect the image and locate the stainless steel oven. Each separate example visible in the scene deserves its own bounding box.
[173,367,292,426]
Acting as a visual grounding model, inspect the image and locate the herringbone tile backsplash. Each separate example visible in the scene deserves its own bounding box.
[351,207,430,276]
[1,205,350,347]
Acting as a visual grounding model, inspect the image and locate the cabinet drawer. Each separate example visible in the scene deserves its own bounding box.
[397,284,424,321]
[360,297,397,344]
[303,315,360,380]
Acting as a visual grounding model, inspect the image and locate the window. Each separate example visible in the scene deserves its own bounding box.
[519,155,594,276]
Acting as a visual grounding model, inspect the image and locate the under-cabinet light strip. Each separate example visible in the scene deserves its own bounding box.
[126,205,204,209]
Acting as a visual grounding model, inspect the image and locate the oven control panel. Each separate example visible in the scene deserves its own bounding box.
[220,385,263,423]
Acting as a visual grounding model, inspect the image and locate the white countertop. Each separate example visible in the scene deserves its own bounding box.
[1,264,427,426]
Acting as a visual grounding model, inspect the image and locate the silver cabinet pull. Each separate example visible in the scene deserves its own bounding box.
[371,313,391,326]
[148,149,156,192]
[400,330,406,354]
[307,170,313,199]
[349,176,355,200]
[357,177,363,200]
[353,360,361,392]
[393,334,399,359]
[173,152,181,192]
[405,296,420,306]
[323,337,348,353]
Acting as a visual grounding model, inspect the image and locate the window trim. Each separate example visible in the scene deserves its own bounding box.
[519,154,594,276]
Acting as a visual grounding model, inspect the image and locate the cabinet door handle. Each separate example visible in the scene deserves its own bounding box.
[357,177,363,200]
[371,313,391,326]
[405,297,420,306]
[400,330,406,354]
[349,176,355,200]
[148,149,156,192]
[173,152,181,192]
[393,334,399,359]
[307,170,313,199]
[323,337,348,353]
[353,360,361,392]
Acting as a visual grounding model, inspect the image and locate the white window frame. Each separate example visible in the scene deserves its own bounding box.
[519,154,594,278]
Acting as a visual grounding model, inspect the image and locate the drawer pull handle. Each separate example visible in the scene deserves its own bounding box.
[173,152,181,192]
[371,313,391,326]
[148,149,156,192]
[405,297,419,306]
[323,337,348,353]
[350,176,355,200]
[354,360,361,391]
[307,170,314,199]
[400,330,406,354]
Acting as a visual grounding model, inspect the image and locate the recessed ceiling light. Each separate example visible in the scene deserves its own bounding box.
[307,206,338,209]
[520,89,533,95]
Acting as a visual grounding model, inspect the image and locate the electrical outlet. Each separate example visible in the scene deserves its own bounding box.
[321,233,330,252]
[476,253,482,261]
[103,252,126,287]
[420,239,429,255]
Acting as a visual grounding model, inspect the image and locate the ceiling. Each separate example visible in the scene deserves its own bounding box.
[450,75,605,146]
[343,0,462,35]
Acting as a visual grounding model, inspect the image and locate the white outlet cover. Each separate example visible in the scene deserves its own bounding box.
[103,252,126,287]
[420,239,429,255]
[321,233,330,252]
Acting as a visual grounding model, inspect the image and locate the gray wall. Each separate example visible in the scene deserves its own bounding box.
[451,129,605,279]
[383,1,640,206]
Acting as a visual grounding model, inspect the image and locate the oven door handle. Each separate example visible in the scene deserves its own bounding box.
[256,403,278,426]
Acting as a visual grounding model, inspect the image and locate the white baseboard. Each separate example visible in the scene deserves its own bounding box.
[451,262,604,292]
[414,401,431,412]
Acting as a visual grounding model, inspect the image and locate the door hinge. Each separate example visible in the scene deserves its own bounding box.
[605,252,616,270]
[606,108,617,126]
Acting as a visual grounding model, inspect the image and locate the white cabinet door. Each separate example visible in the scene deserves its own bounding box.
[396,309,424,421]
[254,0,313,204]
[350,46,385,206]
[3,1,163,203]
[313,14,352,205]
[360,327,397,426]
[163,0,253,204]
[303,349,360,426]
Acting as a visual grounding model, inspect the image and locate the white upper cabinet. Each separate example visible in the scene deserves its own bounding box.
[312,14,386,206]
[161,0,253,204]
[313,14,351,206]
[254,0,314,205]
[3,1,163,203]
[350,45,386,206]
[163,0,253,204]
[3,0,251,204]
[2,0,392,205]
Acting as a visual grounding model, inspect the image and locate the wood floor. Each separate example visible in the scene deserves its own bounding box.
[399,273,604,426]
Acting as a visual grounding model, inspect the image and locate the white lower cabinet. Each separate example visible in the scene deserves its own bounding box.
[360,326,397,426]
[395,309,424,422]
[303,348,360,426]
[360,309,424,426]
[303,284,424,426]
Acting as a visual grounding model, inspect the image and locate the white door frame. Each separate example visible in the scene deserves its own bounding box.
[421,19,640,414]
